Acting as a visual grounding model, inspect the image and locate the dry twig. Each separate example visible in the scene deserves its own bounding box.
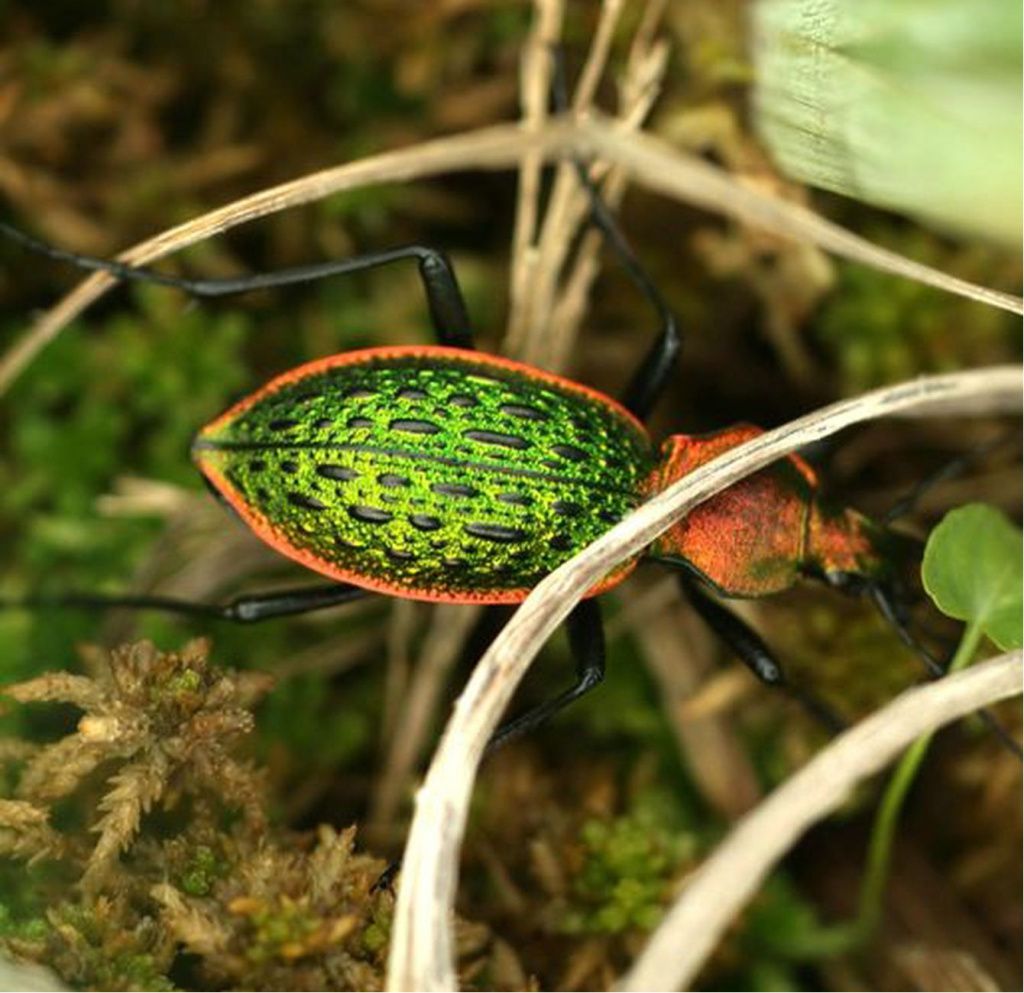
[384,364,1022,992]
[618,652,1023,992]
[3,117,1020,396]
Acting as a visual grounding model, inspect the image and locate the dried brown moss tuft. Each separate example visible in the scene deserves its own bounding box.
[0,639,513,991]
[4,638,271,894]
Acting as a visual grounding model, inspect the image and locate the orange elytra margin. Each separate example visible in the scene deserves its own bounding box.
[198,344,648,439]
[194,344,644,605]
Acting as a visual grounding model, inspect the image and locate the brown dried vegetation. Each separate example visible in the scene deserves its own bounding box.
[0,639,508,990]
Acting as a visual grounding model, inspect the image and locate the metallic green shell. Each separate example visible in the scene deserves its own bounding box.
[193,349,655,600]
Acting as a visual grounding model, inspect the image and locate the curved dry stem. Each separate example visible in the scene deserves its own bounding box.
[578,120,1024,317]
[3,118,1020,395]
[385,365,1022,992]
[618,651,1023,992]
[370,604,484,831]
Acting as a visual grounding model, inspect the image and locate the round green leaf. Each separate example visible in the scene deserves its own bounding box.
[922,504,1023,650]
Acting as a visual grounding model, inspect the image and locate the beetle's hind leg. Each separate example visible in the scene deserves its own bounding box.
[0,221,474,348]
[2,581,370,624]
[680,575,846,734]
[546,47,682,423]
[485,598,605,753]
[368,600,606,896]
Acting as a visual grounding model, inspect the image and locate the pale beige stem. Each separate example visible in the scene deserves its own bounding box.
[634,604,763,820]
[5,117,1019,395]
[369,605,483,831]
[505,0,564,355]
[384,365,1023,992]
[579,119,1023,315]
[618,651,1023,992]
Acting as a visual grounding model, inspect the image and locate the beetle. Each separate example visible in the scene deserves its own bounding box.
[0,191,938,751]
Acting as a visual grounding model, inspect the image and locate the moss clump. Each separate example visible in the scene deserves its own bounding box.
[0,639,504,991]
[560,793,699,935]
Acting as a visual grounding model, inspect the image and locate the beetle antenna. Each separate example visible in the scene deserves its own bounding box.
[883,432,1017,525]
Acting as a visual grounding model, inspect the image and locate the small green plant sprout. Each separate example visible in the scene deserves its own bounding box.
[922,503,1023,653]
[856,503,1022,937]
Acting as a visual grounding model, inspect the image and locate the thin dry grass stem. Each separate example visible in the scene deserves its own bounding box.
[4,116,1020,394]
[370,605,484,832]
[678,668,756,722]
[578,117,1023,316]
[634,604,763,821]
[519,161,589,365]
[572,0,625,111]
[618,651,1023,992]
[631,0,670,59]
[384,365,1023,992]
[519,4,669,370]
[382,600,420,743]
[271,628,382,680]
[505,0,563,355]
[604,575,677,639]
[506,0,614,366]
[546,41,670,369]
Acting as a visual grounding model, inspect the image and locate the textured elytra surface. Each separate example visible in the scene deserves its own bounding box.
[193,348,655,601]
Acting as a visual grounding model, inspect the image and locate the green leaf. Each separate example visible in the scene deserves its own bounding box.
[922,503,1023,650]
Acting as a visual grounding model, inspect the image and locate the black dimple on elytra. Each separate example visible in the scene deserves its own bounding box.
[432,483,478,499]
[500,403,547,421]
[349,505,392,524]
[551,444,587,462]
[287,492,326,511]
[317,464,359,481]
[464,522,528,543]
[410,514,442,531]
[496,492,532,506]
[463,429,529,450]
[391,418,441,435]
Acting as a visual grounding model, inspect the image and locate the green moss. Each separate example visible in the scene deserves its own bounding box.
[178,844,224,898]
[815,230,1019,393]
[560,790,699,936]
